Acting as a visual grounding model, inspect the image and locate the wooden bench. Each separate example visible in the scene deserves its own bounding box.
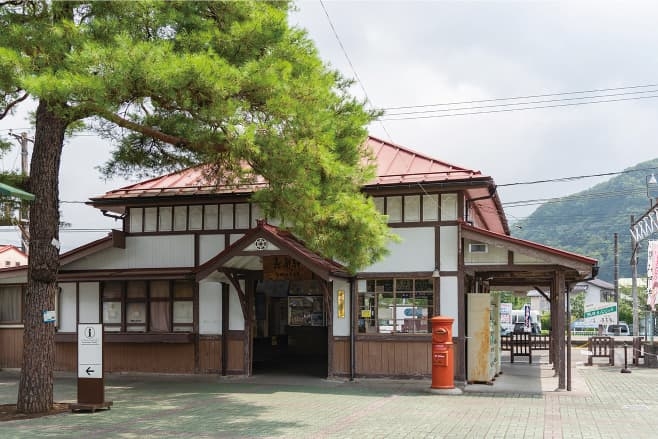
[510,333,532,364]
[587,336,614,366]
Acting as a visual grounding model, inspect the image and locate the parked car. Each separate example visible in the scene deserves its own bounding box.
[513,322,540,334]
[603,323,630,336]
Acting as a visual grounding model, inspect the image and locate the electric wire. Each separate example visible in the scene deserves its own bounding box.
[318,0,394,142]
[380,83,658,111]
[381,93,658,121]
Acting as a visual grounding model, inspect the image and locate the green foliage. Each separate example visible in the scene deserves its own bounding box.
[569,292,585,321]
[0,0,391,272]
[513,158,658,282]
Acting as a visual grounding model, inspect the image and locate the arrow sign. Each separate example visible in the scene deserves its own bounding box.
[78,324,103,379]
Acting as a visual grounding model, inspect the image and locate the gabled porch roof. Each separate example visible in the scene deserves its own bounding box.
[196,220,350,282]
[460,221,598,289]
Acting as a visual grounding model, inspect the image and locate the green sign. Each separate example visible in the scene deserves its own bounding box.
[584,305,616,318]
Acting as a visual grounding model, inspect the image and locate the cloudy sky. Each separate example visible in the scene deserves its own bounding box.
[2,0,658,251]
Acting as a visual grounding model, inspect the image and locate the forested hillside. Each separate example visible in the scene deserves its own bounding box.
[511,159,658,282]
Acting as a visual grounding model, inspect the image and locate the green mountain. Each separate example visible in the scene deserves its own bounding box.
[511,159,658,283]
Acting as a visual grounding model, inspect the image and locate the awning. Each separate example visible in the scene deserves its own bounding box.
[0,182,35,201]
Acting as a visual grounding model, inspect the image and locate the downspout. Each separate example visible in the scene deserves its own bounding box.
[350,279,355,380]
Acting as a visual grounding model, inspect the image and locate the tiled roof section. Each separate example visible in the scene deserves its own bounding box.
[365,135,488,185]
[91,166,267,202]
[0,244,27,257]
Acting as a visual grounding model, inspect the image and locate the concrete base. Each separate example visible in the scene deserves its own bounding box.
[427,387,463,395]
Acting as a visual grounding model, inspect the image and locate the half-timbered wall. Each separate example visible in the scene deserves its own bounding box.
[332,279,350,337]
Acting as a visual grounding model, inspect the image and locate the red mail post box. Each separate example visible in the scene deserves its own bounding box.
[430,315,455,389]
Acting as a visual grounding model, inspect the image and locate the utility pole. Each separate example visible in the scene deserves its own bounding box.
[8,131,32,253]
[614,233,619,324]
[631,216,639,339]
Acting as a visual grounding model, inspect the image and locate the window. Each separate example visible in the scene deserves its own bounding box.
[4,261,9,267]
[101,280,194,333]
[0,285,22,323]
[372,194,442,223]
[358,278,433,334]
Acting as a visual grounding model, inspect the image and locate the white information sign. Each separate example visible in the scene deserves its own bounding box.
[77,324,103,379]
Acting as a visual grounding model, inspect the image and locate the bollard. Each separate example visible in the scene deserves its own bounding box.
[621,343,631,374]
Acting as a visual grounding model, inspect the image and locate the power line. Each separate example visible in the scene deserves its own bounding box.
[383,87,658,117]
[318,0,394,142]
[380,93,658,120]
[380,83,658,111]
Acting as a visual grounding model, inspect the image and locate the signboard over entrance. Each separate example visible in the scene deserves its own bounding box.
[78,324,103,379]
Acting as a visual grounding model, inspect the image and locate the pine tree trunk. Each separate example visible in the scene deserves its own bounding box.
[17,100,66,414]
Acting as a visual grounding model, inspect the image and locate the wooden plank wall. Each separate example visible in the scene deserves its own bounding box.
[356,339,431,377]
[199,336,221,373]
[0,328,22,368]
[331,337,350,376]
[104,344,195,373]
[55,343,77,371]
[226,338,244,373]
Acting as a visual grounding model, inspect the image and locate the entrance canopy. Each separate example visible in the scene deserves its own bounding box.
[196,220,350,282]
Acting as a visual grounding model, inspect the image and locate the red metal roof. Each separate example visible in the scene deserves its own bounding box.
[364,135,487,185]
[91,136,491,201]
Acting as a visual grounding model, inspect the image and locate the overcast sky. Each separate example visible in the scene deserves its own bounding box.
[2,0,658,251]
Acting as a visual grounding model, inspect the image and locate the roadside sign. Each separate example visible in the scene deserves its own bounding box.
[78,324,102,379]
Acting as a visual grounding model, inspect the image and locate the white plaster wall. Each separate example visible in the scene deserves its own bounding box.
[199,235,226,265]
[440,275,459,334]
[63,235,195,270]
[439,226,458,271]
[199,281,222,334]
[58,283,77,332]
[228,280,245,331]
[78,282,99,324]
[332,279,351,337]
[229,234,244,246]
[513,252,545,264]
[363,227,434,273]
[464,241,508,264]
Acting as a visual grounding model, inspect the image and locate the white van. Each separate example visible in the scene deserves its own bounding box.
[510,309,542,333]
[603,323,630,336]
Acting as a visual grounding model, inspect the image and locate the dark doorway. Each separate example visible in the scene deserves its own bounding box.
[252,282,328,377]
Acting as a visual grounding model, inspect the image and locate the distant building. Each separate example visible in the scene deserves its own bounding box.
[0,245,27,269]
[573,278,615,308]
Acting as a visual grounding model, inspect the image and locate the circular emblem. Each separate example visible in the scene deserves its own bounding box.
[254,238,268,250]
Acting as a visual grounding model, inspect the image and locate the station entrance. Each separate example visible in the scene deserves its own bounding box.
[251,278,329,377]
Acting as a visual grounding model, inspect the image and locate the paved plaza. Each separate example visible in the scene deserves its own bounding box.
[1,348,657,438]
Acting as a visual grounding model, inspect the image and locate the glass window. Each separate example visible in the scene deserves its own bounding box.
[101,280,195,333]
[387,196,402,223]
[219,204,233,229]
[174,206,187,231]
[129,208,143,233]
[204,205,218,230]
[251,204,262,228]
[144,207,157,232]
[422,194,438,221]
[235,203,250,229]
[404,196,420,222]
[0,286,22,323]
[441,193,458,221]
[159,206,173,231]
[373,197,385,214]
[189,205,203,230]
[357,278,434,334]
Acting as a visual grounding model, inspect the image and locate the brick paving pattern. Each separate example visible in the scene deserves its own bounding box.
[0,347,657,438]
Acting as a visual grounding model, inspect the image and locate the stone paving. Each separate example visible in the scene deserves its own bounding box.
[0,348,657,438]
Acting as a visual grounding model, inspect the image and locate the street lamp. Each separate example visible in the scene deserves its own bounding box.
[647,173,657,208]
